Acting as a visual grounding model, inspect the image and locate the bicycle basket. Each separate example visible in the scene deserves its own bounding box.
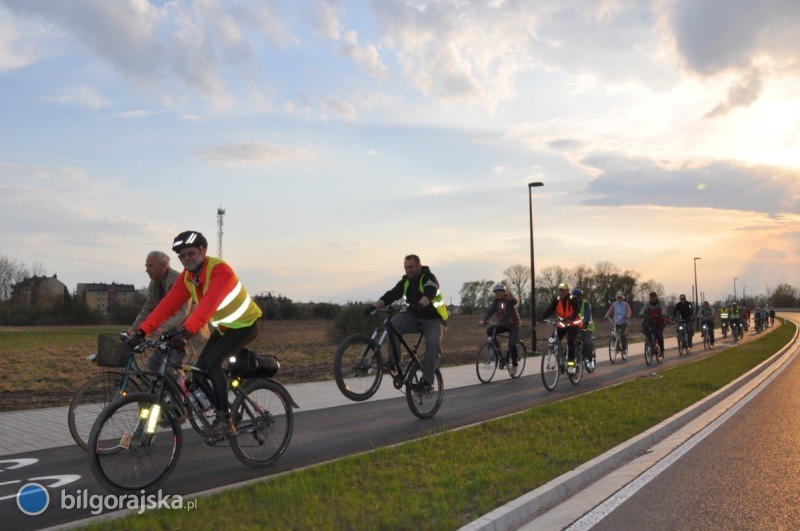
[229,349,280,378]
[96,334,132,367]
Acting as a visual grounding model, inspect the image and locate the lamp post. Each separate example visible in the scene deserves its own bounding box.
[528,182,544,354]
[693,257,701,309]
[733,277,738,303]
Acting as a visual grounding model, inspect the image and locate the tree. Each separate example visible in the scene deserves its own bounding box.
[769,283,797,307]
[0,255,30,302]
[502,264,530,302]
[459,280,495,315]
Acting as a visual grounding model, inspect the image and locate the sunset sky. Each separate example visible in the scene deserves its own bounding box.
[1,0,799,306]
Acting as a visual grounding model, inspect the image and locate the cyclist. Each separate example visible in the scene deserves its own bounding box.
[129,230,263,443]
[741,306,750,331]
[603,291,631,353]
[672,294,694,352]
[639,292,667,361]
[128,250,208,373]
[368,254,448,390]
[540,282,583,374]
[729,302,742,338]
[698,300,716,347]
[769,307,776,327]
[571,288,595,370]
[720,305,729,337]
[479,283,521,368]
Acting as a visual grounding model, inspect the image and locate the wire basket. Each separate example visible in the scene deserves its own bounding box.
[96,334,132,367]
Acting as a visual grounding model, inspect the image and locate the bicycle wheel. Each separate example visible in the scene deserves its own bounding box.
[333,333,383,401]
[703,330,711,350]
[230,378,294,467]
[541,346,560,391]
[405,363,443,419]
[475,343,498,384]
[677,332,686,356]
[644,339,654,366]
[87,392,181,494]
[608,335,617,364]
[568,351,584,384]
[68,372,142,451]
[508,340,527,378]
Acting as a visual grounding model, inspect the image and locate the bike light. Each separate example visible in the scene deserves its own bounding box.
[229,356,237,364]
[231,378,240,388]
[140,407,150,419]
[145,404,162,434]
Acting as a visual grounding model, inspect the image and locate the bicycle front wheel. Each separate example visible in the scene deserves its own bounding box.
[608,336,617,364]
[334,334,383,401]
[230,378,294,467]
[87,392,181,494]
[541,346,559,391]
[644,339,654,366]
[508,340,527,378]
[476,343,498,383]
[703,331,711,350]
[68,372,142,451]
[405,363,444,419]
[678,333,687,356]
[568,352,584,384]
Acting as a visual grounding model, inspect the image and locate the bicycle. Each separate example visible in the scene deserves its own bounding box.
[731,319,743,345]
[700,321,711,350]
[68,334,154,450]
[721,319,728,338]
[87,334,296,494]
[333,306,444,419]
[475,322,528,383]
[642,322,663,366]
[607,318,628,363]
[540,318,583,391]
[674,319,690,356]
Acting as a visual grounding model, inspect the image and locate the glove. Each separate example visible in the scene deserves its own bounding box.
[127,329,145,350]
[364,305,377,317]
[170,329,190,350]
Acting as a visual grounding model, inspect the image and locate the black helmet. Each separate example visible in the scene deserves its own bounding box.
[172,231,208,253]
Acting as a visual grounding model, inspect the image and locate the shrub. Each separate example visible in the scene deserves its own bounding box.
[327,303,375,344]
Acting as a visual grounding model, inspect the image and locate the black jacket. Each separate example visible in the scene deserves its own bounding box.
[379,266,443,320]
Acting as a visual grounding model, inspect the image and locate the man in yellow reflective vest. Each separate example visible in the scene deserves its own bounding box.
[131,230,262,443]
[369,254,448,390]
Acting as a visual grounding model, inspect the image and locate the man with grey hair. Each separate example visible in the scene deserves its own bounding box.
[129,250,207,372]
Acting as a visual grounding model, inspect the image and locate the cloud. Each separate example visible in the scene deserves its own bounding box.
[703,68,763,117]
[336,30,389,79]
[313,0,341,39]
[671,0,800,75]
[582,154,800,215]
[196,141,314,167]
[51,84,111,109]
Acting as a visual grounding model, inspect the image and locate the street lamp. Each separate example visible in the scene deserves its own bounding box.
[693,257,701,309]
[528,182,544,354]
[733,277,738,303]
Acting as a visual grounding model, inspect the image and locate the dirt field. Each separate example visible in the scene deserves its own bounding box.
[0,314,637,411]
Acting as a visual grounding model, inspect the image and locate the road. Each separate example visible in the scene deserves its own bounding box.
[0,322,785,530]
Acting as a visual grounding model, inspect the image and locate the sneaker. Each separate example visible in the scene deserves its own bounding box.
[586,359,595,370]
[204,413,236,443]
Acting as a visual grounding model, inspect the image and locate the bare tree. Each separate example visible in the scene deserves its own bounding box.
[0,255,31,302]
[502,264,530,301]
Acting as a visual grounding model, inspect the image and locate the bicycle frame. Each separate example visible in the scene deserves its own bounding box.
[369,311,425,388]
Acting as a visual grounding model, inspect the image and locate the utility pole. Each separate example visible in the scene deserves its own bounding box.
[217,206,225,258]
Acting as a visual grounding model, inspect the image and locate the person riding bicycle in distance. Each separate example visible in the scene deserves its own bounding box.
[571,288,595,370]
[639,291,667,360]
[479,283,521,368]
[729,301,742,336]
[604,291,631,352]
[540,282,583,374]
[367,254,448,390]
[698,300,716,347]
[129,230,263,443]
[672,293,694,352]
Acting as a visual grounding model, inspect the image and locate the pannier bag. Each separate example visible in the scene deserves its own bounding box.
[229,349,280,378]
[96,334,132,367]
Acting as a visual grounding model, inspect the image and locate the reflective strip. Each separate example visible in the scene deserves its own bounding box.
[218,281,243,310]
[211,293,254,327]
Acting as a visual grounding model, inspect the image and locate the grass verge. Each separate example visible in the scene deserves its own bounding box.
[85,321,796,530]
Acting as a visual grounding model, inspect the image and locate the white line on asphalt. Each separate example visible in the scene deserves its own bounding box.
[566,342,800,531]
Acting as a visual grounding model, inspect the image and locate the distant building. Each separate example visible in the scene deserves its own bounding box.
[11,274,69,309]
[76,282,137,313]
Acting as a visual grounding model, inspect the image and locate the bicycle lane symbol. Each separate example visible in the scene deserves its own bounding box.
[0,459,81,515]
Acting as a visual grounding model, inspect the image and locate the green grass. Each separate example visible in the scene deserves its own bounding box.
[86,322,796,530]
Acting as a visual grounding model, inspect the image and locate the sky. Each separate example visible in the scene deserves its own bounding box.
[1,0,799,307]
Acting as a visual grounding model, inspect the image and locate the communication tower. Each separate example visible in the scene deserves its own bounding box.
[217,206,225,258]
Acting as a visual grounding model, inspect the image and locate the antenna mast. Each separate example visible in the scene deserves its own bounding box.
[217,206,225,258]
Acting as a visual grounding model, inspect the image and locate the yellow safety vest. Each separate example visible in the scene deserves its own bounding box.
[185,257,262,329]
